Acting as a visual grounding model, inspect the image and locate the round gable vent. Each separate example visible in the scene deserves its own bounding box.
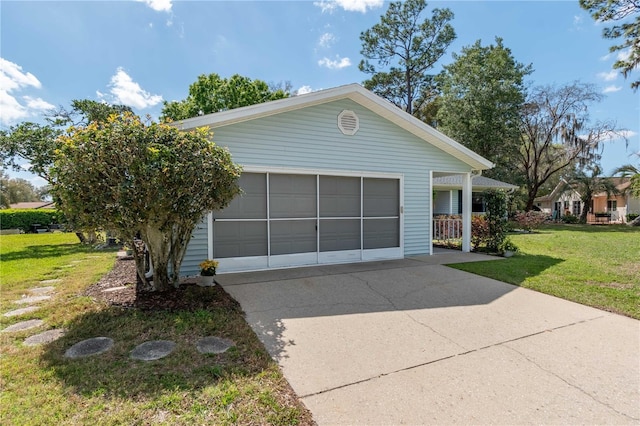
[338,110,359,135]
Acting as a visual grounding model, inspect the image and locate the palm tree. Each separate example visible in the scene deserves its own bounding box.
[613,164,640,198]
[613,163,640,226]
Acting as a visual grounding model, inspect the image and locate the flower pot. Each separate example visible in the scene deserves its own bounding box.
[199,275,215,287]
[503,250,515,258]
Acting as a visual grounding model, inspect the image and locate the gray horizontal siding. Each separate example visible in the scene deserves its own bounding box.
[180,216,208,276]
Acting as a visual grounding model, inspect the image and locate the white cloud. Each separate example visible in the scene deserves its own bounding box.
[597,70,618,81]
[598,129,637,141]
[318,56,352,70]
[318,32,336,49]
[23,96,54,111]
[296,85,316,95]
[108,67,163,109]
[136,0,172,12]
[602,85,622,93]
[0,58,53,125]
[314,0,383,13]
[617,48,632,62]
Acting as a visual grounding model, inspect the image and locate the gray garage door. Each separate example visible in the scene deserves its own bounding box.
[212,172,402,271]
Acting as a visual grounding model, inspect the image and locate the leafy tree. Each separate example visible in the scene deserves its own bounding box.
[0,100,133,183]
[566,164,619,223]
[580,0,639,90]
[0,171,43,208]
[436,38,533,181]
[517,82,621,211]
[51,113,242,292]
[161,73,290,121]
[359,0,455,115]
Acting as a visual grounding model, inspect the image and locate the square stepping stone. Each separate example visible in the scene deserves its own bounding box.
[130,340,176,361]
[2,319,44,333]
[14,295,51,305]
[3,306,40,317]
[196,336,234,354]
[24,329,65,346]
[65,337,114,358]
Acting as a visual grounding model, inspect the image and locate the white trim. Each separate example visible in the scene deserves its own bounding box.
[429,170,434,256]
[242,164,400,179]
[462,172,472,252]
[319,249,362,264]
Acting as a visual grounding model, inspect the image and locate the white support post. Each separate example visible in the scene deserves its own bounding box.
[462,172,472,252]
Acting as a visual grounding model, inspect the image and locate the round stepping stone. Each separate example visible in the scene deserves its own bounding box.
[65,337,114,358]
[130,340,176,361]
[2,319,44,333]
[29,286,55,295]
[3,306,40,317]
[40,279,62,285]
[196,336,235,354]
[14,295,51,305]
[24,329,65,346]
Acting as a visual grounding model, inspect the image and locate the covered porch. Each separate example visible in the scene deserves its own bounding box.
[431,173,519,250]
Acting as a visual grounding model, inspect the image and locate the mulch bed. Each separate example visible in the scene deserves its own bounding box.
[84,257,240,312]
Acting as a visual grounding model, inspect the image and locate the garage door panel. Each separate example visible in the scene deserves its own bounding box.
[270,174,316,218]
[364,218,399,249]
[214,173,267,219]
[271,220,317,255]
[364,178,399,217]
[319,176,360,217]
[214,221,268,258]
[320,219,360,252]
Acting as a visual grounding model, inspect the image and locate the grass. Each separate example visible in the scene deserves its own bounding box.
[0,233,312,425]
[449,224,640,319]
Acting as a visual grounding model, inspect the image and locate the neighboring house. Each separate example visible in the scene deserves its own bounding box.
[8,201,55,209]
[534,179,583,220]
[175,84,493,275]
[433,175,519,215]
[590,177,640,223]
[534,177,639,223]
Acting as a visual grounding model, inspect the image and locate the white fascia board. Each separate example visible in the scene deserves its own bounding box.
[174,83,494,171]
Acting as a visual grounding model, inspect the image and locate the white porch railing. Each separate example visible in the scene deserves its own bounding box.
[433,216,463,246]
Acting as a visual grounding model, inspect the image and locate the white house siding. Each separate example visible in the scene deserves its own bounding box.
[180,99,472,275]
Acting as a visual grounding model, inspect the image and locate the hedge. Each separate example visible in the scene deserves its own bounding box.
[0,209,62,231]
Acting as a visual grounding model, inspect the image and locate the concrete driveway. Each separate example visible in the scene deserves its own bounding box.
[218,253,640,425]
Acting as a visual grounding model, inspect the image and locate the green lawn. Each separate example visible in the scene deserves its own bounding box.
[0,233,312,425]
[449,224,640,319]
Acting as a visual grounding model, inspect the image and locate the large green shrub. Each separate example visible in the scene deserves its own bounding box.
[483,189,508,251]
[0,209,61,231]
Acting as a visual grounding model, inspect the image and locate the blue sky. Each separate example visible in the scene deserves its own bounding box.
[1,0,638,187]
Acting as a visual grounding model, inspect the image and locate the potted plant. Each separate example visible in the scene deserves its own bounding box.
[199,259,219,286]
[499,238,518,258]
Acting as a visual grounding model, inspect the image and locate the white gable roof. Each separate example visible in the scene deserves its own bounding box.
[175,84,494,171]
